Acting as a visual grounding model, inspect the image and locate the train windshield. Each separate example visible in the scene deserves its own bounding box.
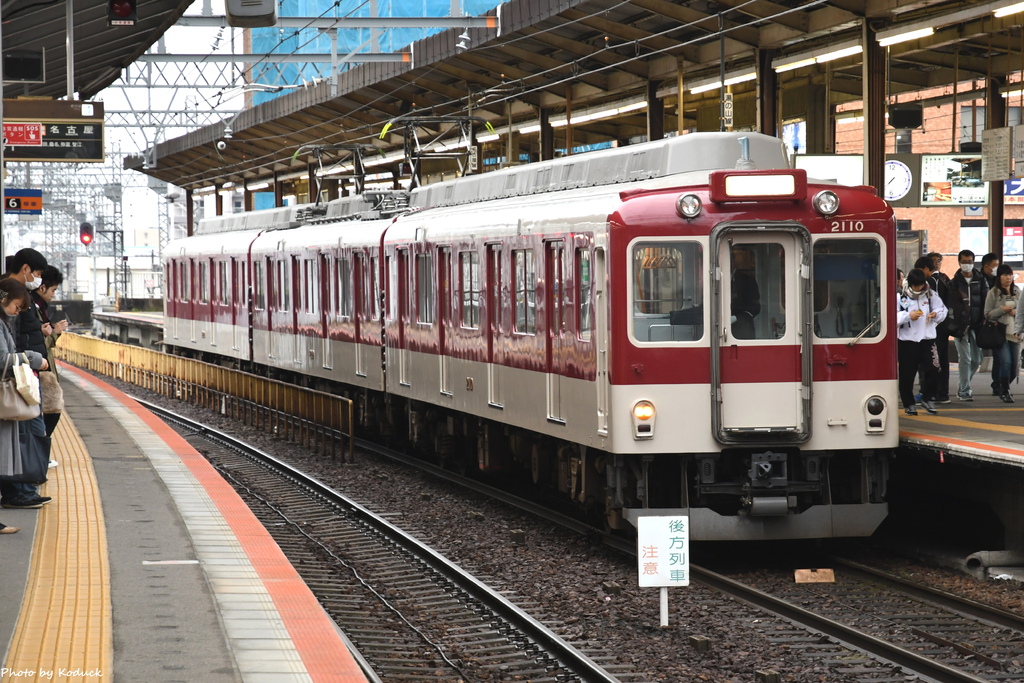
[812,238,882,340]
[631,241,703,343]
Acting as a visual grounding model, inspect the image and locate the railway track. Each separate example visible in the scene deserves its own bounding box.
[138,399,638,683]
[135,395,1024,683]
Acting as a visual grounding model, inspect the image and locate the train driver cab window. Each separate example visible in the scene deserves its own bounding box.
[812,238,882,340]
[631,241,703,343]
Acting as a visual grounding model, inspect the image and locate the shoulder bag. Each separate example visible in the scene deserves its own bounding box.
[12,354,40,406]
[975,320,1007,350]
[0,354,41,421]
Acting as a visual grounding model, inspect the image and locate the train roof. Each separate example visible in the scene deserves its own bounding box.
[409,132,789,209]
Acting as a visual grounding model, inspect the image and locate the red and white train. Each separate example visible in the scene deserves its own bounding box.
[164,132,897,541]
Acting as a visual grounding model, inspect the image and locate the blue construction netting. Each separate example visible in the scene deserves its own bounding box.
[250,0,500,105]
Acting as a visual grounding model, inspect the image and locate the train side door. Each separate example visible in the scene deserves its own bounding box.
[353,253,367,377]
[593,247,609,435]
[486,244,503,407]
[189,258,197,344]
[292,255,303,365]
[711,225,812,442]
[397,249,410,386]
[231,258,245,352]
[545,241,566,423]
[320,253,333,371]
[438,247,452,396]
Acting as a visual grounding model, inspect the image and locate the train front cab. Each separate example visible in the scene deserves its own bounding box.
[616,172,897,541]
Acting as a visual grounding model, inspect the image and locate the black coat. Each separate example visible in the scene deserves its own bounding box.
[950,268,990,333]
[16,299,46,356]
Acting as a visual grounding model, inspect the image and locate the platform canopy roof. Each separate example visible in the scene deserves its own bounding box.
[1,0,194,101]
[73,0,1024,191]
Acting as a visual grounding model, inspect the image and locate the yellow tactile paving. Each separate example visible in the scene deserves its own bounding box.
[2,415,112,683]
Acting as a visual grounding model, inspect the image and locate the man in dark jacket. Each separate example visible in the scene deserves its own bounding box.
[951,249,989,401]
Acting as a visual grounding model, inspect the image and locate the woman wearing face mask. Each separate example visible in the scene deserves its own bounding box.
[985,264,1020,402]
[0,278,49,531]
[897,268,948,415]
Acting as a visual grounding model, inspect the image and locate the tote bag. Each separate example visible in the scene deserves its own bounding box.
[0,354,40,421]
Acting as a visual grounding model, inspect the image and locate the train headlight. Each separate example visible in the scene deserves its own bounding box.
[812,190,840,217]
[676,193,702,219]
[863,395,887,434]
[632,400,656,440]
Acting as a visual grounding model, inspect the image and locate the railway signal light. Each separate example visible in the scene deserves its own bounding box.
[79,222,94,246]
[108,0,137,25]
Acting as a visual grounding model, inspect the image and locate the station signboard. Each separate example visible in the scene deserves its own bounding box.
[920,154,987,205]
[3,188,43,215]
[2,99,104,163]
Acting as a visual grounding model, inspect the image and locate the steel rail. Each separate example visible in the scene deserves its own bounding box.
[135,397,624,683]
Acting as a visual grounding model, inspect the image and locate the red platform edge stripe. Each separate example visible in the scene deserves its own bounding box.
[66,365,367,683]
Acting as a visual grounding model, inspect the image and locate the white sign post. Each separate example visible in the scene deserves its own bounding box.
[637,515,689,627]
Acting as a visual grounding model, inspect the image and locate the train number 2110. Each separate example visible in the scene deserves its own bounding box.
[831,220,864,232]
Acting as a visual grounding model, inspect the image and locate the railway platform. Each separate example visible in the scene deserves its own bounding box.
[91,310,164,349]
[0,364,368,683]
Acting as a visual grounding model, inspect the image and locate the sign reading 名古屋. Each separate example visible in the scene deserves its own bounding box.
[637,515,689,587]
[2,99,105,163]
[3,189,43,215]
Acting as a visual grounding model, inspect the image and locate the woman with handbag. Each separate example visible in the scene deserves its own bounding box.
[984,264,1021,403]
[0,277,49,523]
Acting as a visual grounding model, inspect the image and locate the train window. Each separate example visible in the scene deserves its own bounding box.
[631,242,703,342]
[488,245,501,333]
[729,243,785,341]
[338,258,353,318]
[199,261,209,304]
[184,261,192,302]
[514,249,536,334]
[577,248,592,341]
[253,261,265,310]
[417,253,434,324]
[277,260,290,312]
[460,251,480,329]
[812,238,882,339]
[218,262,228,304]
[370,256,381,319]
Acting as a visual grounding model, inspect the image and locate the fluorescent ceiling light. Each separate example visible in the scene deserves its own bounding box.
[877,27,933,46]
[774,57,816,73]
[246,181,270,191]
[518,124,541,134]
[477,133,499,142]
[689,71,756,94]
[995,1,1024,17]
[818,45,862,62]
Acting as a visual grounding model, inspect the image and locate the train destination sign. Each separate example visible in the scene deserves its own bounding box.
[3,189,43,215]
[2,99,105,163]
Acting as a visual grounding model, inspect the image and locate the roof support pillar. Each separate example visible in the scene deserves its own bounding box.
[186,188,194,237]
[215,184,224,216]
[539,108,554,161]
[862,21,886,197]
[988,75,1006,261]
[274,173,284,208]
[647,80,664,142]
[757,48,777,138]
[308,163,318,203]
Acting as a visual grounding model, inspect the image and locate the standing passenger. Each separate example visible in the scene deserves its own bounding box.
[897,269,946,415]
[29,266,68,443]
[0,278,49,513]
[950,250,988,401]
[917,256,951,403]
[984,264,1020,403]
[0,249,51,509]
